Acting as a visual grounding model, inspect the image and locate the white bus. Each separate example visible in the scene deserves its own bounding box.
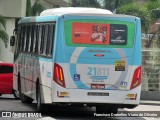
[10,7,142,113]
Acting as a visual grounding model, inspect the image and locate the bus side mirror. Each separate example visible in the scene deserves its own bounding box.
[10,36,15,46]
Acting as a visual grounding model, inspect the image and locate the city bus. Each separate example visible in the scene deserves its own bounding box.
[10,7,142,113]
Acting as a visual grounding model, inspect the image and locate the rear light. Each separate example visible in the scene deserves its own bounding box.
[130,66,142,90]
[53,63,66,88]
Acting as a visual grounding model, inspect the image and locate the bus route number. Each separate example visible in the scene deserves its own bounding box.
[87,67,109,76]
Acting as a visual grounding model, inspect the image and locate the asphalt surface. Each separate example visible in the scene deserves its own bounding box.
[0,94,160,120]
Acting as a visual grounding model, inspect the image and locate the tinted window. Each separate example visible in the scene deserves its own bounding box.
[20,26,26,51]
[40,25,45,54]
[47,24,55,56]
[25,26,31,52]
[29,25,36,52]
[35,25,40,53]
[0,65,13,74]
[46,24,51,55]
[17,22,55,57]
[43,25,49,55]
[18,26,22,52]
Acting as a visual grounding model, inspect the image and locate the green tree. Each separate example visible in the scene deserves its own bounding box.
[117,0,160,47]
[0,15,8,48]
[71,0,77,7]
[103,0,133,12]
[70,0,101,8]
[26,0,45,16]
[144,0,160,47]
[117,2,149,32]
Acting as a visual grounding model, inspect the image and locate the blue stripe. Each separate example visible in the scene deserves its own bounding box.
[19,16,57,24]
[37,57,53,62]
[132,19,141,65]
[36,16,57,22]
[64,15,136,23]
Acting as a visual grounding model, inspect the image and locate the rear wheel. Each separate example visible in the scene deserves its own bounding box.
[36,82,44,112]
[18,76,33,103]
[13,89,20,100]
[96,105,118,114]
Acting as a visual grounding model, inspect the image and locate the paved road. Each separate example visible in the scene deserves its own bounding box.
[0,95,160,120]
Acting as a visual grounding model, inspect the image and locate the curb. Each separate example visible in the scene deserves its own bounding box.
[140,100,160,106]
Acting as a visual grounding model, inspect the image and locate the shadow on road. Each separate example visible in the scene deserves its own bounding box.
[0,97,15,100]
[41,105,98,119]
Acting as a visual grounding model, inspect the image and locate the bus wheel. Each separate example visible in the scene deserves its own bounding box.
[0,94,2,96]
[96,105,118,114]
[18,78,33,103]
[36,83,44,112]
[13,89,20,100]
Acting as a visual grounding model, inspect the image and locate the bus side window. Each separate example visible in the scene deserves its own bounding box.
[21,26,26,52]
[38,25,42,54]
[46,24,51,56]
[50,24,55,56]
[40,25,45,54]
[18,26,22,52]
[34,25,39,54]
[47,24,55,56]
[25,26,31,52]
[43,24,49,55]
[29,25,35,53]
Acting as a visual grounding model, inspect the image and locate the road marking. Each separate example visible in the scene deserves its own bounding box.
[37,117,56,120]
[143,117,160,120]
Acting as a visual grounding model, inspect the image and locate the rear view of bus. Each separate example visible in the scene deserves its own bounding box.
[42,8,141,113]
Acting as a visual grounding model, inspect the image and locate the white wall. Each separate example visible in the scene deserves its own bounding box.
[0,0,26,18]
[0,18,15,63]
[0,0,26,63]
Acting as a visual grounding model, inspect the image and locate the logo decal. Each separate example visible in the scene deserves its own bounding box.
[94,54,104,57]
[115,60,125,71]
[74,74,80,81]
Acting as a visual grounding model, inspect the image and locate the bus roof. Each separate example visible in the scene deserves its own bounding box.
[18,7,139,24]
[40,7,113,16]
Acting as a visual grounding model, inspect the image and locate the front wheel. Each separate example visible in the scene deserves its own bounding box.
[13,89,20,100]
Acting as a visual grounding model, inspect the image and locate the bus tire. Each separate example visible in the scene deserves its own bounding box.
[0,94,2,96]
[96,105,118,114]
[18,76,33,104]
[36,82,44,112]
[12,89,20,100]
[110,107,118,114]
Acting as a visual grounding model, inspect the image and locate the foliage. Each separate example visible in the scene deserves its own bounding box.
[144,0,160,22]
[69,0,101,8]
[0,15,6,29]
[155,28,160,48]
[0,15,8,48]
[31,1,45,16]
[26,0,45,16]
[0,30,8,48]
[26,0,32,16]
[117,2,150,32]
[103,0,133,12]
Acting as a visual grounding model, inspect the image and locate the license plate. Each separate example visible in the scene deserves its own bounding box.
[88,92,109,96]
[91,84,105,89]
